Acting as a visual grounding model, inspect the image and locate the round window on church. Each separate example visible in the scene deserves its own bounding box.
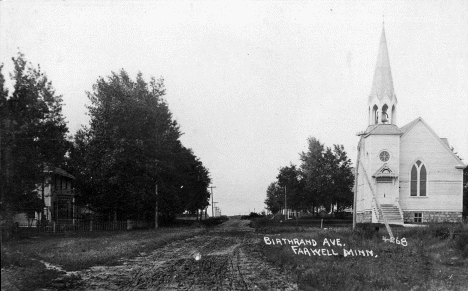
[379,150,390,162]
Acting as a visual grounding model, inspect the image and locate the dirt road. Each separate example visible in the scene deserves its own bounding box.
[70,218,297,290]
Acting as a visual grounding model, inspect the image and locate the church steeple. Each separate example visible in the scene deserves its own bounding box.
[368,26,398,125]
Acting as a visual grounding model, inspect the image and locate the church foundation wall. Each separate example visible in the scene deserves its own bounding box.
[356,211,372,223]
[403,211,462,223]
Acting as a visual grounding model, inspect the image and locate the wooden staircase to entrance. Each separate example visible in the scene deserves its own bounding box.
[379,204,403,225]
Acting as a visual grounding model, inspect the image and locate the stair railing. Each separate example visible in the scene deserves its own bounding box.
[371,197,381,222]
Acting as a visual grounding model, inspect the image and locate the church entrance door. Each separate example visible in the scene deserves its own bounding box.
[376,181,393,204]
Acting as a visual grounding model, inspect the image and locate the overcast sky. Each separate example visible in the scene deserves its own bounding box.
[1,0,467,215]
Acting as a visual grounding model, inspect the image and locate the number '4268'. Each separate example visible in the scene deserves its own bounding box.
[382,236,407,246]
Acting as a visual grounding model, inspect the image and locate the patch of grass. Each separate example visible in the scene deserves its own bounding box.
[1,227,204,290]
[258,225,468,290]
[250,218,353,236]
[250,217,352,232]
[3,228,205,271]
[1,247,63,291]
[455,230,468,258]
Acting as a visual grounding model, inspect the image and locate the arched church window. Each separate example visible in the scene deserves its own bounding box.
[410,160,427,197]
[410,165,417,196]
[420,165,427,196]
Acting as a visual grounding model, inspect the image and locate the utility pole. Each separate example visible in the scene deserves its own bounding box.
[212,202,218,217]
[155,184,158,229]
[284,185,287,220]
[353,138,362,230]
[209,186,216,217]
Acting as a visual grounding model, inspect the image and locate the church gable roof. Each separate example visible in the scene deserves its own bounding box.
[399,117,420,133]
[400,117,466,167]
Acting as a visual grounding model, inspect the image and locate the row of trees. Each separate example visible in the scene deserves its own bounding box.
[1,53,211,224]
[70,70,211,221]
[265,137,354,215]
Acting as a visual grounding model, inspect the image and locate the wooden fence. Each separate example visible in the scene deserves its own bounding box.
[11,220,151,234]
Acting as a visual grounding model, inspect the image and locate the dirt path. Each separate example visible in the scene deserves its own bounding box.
[69,219,297,290]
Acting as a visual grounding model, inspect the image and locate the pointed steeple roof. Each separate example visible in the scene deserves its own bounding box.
[369,26,397,103]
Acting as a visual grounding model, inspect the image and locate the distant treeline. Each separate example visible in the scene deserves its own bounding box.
[265,137,354,215]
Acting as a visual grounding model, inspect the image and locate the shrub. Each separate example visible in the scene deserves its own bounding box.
[428,224,450,239]
[200,217,228,227]
[241,212,265,220]
[248,212,264,218]
[250,218,271,228]
[334,212,353,220]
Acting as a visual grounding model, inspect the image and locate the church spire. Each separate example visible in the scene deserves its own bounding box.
[368,26,398,125]
[369,26,395,102]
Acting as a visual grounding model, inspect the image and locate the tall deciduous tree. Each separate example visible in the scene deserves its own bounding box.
[299,137,325,214]
[71,70,210,222]
[0,53,70,223]
[296,137,354,214]
[320,145,354,213]
[264,182,283,214]
[329,145,354,212]
[276,164,305,212]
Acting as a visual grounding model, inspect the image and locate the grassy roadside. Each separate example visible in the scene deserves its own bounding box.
[1,227,205,290]
[253,220,468,290]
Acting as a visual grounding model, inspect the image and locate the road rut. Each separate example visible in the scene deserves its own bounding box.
[70,219,297,290]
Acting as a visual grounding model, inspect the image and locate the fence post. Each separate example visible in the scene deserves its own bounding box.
[53,221,56,233]
[90,220,93,232]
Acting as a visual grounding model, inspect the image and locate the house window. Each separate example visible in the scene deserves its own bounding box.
[410,160,427,196]
[58,199,73,220]
[414,213,422,223]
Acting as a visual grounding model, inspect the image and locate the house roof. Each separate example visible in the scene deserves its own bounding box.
[368,26,397,104]
[44,166,75,180]
[364,124,402,136]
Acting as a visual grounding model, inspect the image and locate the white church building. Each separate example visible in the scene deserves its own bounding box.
[354,27,466,224]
